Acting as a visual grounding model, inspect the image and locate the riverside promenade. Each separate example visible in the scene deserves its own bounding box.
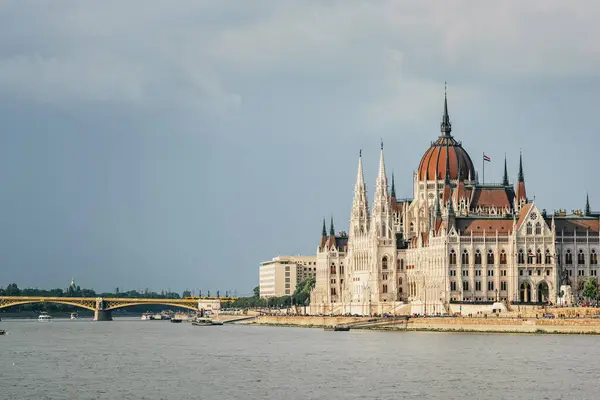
[244,307,600,334]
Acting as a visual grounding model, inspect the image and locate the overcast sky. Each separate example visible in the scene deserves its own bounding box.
[1,1,599,295]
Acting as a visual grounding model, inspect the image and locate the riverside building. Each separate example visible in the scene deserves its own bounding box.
[259,255,317,298]
[309,93,599,316]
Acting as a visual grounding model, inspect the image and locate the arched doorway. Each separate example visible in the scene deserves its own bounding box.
[538,282,549,303]
[520,282,532,303]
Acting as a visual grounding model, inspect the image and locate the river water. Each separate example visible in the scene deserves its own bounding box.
[1,318,599,400]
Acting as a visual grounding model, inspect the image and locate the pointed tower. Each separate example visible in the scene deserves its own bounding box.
[391,172,396,199]
[350,150,369,237]
[371,141,392,239]
[326,217,337,249]
[502,154,509,186]
[441,84,452,136]
[585,193,591,216]
[447,186,456,229]
[515,152,527,211]
[319,218,327,250]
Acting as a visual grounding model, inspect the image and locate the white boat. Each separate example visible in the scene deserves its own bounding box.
[38,312,52,322]
[141,312,154,321]
[70,312,79,320]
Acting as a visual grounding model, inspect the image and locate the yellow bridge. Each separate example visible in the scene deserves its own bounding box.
[0,296,236,321]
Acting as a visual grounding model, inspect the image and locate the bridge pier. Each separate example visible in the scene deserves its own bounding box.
[94,310,113,321]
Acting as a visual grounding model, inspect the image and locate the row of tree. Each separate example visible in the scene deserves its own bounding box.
[1,277,317,312]
[0,283,182,299]
[222,276,316,309]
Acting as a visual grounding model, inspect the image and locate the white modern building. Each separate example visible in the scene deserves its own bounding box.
[259,255,317,298]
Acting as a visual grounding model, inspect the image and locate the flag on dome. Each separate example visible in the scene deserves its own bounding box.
[483,154,491,162]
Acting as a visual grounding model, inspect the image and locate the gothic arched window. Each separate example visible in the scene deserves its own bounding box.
[382,256,388,270]
[500,250,507,265]
[536,249,542,264]
[475,250,482,265]
[565,250,573,265]
[545,250,552,264]
[449,249,457,265]
[578,250,585,265]
[487,250,494,265]
[526,222,532,235]
[592,250,598,266]
[518,249,525,264]
[462,250,469,265]
[535,222,542,235]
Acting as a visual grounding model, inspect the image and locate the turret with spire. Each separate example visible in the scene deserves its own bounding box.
[585,194,592,216]
[503,154,509,186]
[441,82,452,136]
[371,140,392,239]
[326,216,337,249]
[515,152,527,211]
[350,149,369,237]
[319,218,327,250]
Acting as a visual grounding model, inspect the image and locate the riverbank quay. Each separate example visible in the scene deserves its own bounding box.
[245,314,600,334]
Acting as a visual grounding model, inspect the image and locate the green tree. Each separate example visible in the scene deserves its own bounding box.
[293,276,316,305]
[5,283,21,296]
[582,278,598,300]
[253,286,260,298]
[182,290,192,298]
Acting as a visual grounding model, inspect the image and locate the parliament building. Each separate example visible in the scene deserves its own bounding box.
[309,94,598,316]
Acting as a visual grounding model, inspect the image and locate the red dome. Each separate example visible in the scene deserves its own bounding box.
[417,135,475,181]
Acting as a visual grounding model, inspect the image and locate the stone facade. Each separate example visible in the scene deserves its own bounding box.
[309,94,599,316]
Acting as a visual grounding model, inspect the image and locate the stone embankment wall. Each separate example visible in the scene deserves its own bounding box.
[255,315,364,327]
[254,315,600,334]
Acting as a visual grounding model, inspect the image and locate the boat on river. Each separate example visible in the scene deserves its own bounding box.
[141,312,154,321]
[38,312,52,322]
[324,325,350,332]
[192,317,223,326]
[0,329,5,335]
[70,312,79,320]
[170,318,183,323]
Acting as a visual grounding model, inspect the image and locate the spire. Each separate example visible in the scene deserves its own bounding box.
[585,193,591,216]
[356,149,365,186]
[448,189,455,217]
[391,172,396,198]
[440,82,452,136]
[518,151,524,182]
[329,216,335,236]
[372,142,390,214]
[350,149,369,237]
[435,193,442,217]
[319,218,328,249]
[377,141,387,181]
[503,154,509,186]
